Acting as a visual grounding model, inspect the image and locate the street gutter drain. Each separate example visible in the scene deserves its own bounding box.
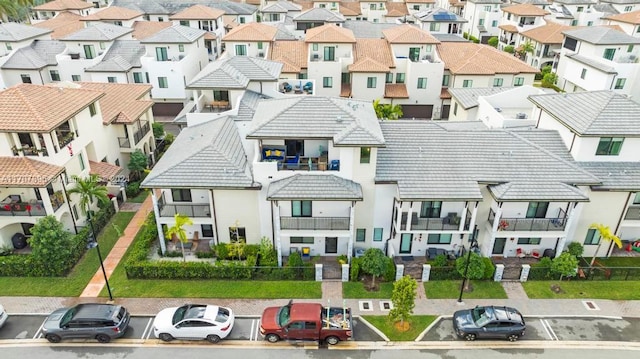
[359,301,373,311]
[582,300,600,311]
[379,301,393,311]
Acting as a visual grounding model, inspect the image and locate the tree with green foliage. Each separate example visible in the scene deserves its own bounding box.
[487,37,498,48]
[541,65,552,76]
[389,275,417,329]
[152,122,165,138]
[589,223,622,266]
[67,175,109,219]
[165,213,193,261]
[542,72,558,88]
[373,99,403,120]
[128,149,148,181]
[550,252,579,280]
[360,248,388,287]
[567,242,584,258]
[504,45,515,54]
[258,236,277,266]
[455,252,486,291]
[516,40,535,60]
[29,216,75,276]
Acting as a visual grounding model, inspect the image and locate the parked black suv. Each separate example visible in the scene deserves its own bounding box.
[42,303,130,343]
[453,305,526,342]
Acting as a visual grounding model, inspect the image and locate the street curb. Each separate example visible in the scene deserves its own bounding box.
[355,315,390,342]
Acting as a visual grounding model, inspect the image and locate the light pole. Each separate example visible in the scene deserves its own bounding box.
[86,217,113,301]
[458,225,478,303]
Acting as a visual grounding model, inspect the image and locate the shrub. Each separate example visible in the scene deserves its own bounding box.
[337,254,348,264]
[350,257,361,281]
[152,122,164,138]
[214,243,230,259]
[257,237,278,266]
[126,181,141,197]
[567,242,584,257]
[487,37,498,48]
[482,257,495,279]
[432,254,448,267]
[287,251,303,267]
[504,45,515,54]
[383,256,396,282]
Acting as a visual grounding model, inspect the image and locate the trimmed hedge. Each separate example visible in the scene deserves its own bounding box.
[429,266,463,280]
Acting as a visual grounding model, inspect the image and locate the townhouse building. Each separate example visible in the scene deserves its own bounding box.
[31,11,85,40]
[0,23,53,59]
[111,0,257,24]
[406,0,437,16]
[384,2,410,23]
[600,0,640,14]
[602,9,640,37]
[498,4,549,51]
[293,7,346,33]
[461,0,502,43]
[169,4,227,60]
[222,23,279,58]
[412,7,467,36]
[339,1,363,20]
[555,26,640,98]
[519,21,573,69]
[261,1,303,23]
[31,0,94,23]
[546,0,600,27]
[79,5,145,28]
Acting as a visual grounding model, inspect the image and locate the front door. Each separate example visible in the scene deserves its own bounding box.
[325,237,337,253]
[493,238,506,255]
[400,233,412,254]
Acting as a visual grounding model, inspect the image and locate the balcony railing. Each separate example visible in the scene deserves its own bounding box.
[464,207,472,231]
[118,137,131,148]
[0,200,47,216]
[133,122,150,145]
[489,208,567,231]
[624,205,640,221]
[158,200,210,218]
[280,217,350,230]
[50,192,65,212]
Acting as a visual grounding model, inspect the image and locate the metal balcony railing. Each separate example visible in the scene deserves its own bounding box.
[158,199,210,218]
[280,217,350,230]
[118,137,131,148]
[133,122,150,145]
[0,201,47,216]
[489,208,567,231]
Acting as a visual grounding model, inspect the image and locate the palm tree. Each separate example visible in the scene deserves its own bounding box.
[373,99,403,120]
[67,174,109,220]
[0,0,18,20]
[165,213,193,262]
[589,223,622,266]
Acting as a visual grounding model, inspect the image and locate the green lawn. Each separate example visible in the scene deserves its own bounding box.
[343,282,394,299]
[424,280,508,299]
[523,281,640,300]
[128,190,149,203]
[593,257,640,267]
[0,212,135,296]
[362,315,438,341]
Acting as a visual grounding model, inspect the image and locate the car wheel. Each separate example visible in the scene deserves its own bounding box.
[464,333,476,341]
[206,334,221,344]
[507,334,519,342]
[45,334,62,343]
[325,336,339,345]
[96,334,111,343]
[265,334,279,343]
[158,333,174,342]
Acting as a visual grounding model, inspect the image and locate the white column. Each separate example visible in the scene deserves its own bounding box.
[274,202,283,267]
[422,264,431,282]
[486,207,502,257]
[208,190,216,243]
[395,264,404,281]
[520,264,531,282]
[151,192,166,255]
[39,187,54,214]
[494,264,504,282]
[347,203,355,264]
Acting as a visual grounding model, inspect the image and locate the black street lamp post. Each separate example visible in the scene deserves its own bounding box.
[87,217,113,301]
[458,225,478,303]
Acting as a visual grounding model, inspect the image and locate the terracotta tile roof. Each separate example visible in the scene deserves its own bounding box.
[32,11,84,39]
[223,22,278,42]
[33,0,93,11]
[78,82,153,125]
[385,84,409,98]
[89,160,123,183]
[499,24,518,33]
[436,42,539,75]
[440,87,451,99]
[385,3,409,17]
[521,21,573,44]
[81,6,143,21]
[340,83,351,97]
[293,0,314,10]
[131,21,172,40]
[0,83,104,132]
[339,2,361,16]
[270,40,307,73]
[0,157,64,187]
[382,24,440,44]
[224,15,239,29]
[204,32,217,40]
[407,0,436,3]
[349,58,390,72]
[245,0,261,5]
[352,38,394,70]
[603,10,640,25]
[503,4,550,16]
[448,0,464,7]
[169,4,225,20]
[305,24,356,43]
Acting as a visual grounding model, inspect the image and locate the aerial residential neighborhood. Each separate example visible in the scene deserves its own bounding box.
[1,0,640,353]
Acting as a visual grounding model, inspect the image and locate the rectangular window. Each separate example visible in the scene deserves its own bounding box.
[180,20,189,26]
[577,6,583,12]
[603,48,616,60]
[420,201,442,218]
[84,44,96,59]
[178,44,184,52]
[633,192,640,204]
[413,5,420,11]
[417,77,427,89]
[396,73,405,84]
[462,79,473,88]
[360,147,371,164]
[235,44,247,56]
[514,77,524,86]
[89,103,96,116]
[107,76,117,83]
[79,152,85,170]
[409,47,420,61]
[133,72,143,83]
[6,43,12,50]
[596,137,624,156]
[571,20,578,26]
[257,42,263,50]
[99,42,105,50]
[628,45,634,53]
[584,228,600,245]
[587,21,593,26]
[155,47,168,61]
[370,4,376,10]
[373,228,383,242]
[624,6,632,11]
[213,90,229,101]
[429,23,440,31]
[292,200,312,217]
[50,70,60,81]
[72,205,78,220]
[442,74,450,86]
[493,78,503,87]
[158,77,168,88]
[367,77,376,88]
[580,68,587,79]
[323,77,332,88]
[239,17,245,24]
[637,26,640,33]
[517,237,541,245]
[313,43,318,51]
[72,74,81,81]
[171,189,192,202]
[386,73,393,83]
[484,5,491,11]
[526,202,548,218]
[356,228,366,242]
[427,233,452,244]
[20,74,32,83]
[492,20,498,27]
[291,237,314,244]
[229,227,246,243]
[479,19,484,26]
[324,46,335,61]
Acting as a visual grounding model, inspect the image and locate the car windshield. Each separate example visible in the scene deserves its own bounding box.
[172,305,197,325]
[59,308,77,327]
[276,305,290,327]
[471,307,491,327]
[216,307,230,323]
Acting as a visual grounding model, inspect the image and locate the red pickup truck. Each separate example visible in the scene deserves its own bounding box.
[260,301,353,345]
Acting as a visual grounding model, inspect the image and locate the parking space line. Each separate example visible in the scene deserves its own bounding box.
[142,318,153,340]
[539,319,558,341]
[33,319,46,340]
[250,319,261,341]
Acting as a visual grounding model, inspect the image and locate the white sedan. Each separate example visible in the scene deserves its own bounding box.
[0,304,8,328]
[153,304,234,343]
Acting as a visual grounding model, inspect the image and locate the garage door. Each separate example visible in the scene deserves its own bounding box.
[152,103,184,117]
[401,105,433,120]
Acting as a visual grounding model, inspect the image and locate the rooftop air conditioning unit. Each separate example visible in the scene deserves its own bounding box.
[516,113,527,119]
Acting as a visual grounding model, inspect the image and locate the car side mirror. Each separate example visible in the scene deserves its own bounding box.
[482,327,487,331]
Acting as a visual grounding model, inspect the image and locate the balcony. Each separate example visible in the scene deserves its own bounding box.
[118,137,131,148]
[401,212,462,231]
[489,208,567,232]
[0,200,47,216]
[50,191,65,212]
[133,122,150,145]
[624,205,640,221]
[158,198,210,218]
[57,131,75,148]
[12,145,47,156]
[280,217,350,230]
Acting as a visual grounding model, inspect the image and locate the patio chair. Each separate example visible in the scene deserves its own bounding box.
[285,154,300,169]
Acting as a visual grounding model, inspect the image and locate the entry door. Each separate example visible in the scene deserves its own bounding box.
[325,237,337,253]
[400,233,412,254]
[493,238,506,255]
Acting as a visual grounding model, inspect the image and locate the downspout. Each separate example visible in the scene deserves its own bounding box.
[270,200,275,247]
[211,189,219,245]
[568,133,577,152]
[38,69,44,84]
[609,192,632,256]
[60,172,78,234]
